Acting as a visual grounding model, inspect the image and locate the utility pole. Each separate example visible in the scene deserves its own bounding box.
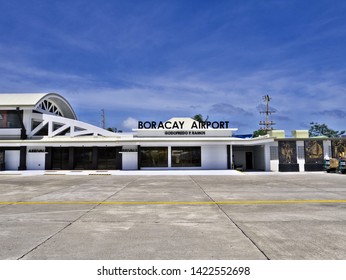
[259,95,276,132]
[101,109,106,129]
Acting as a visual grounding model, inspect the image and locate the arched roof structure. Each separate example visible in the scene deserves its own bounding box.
[0,93,77,119]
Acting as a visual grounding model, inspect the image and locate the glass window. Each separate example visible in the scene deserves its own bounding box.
[74,148,93,169]
[141,147,168,167]
[270,146,278,160]
[297,146,305,160]
[52,148,69,170]
[98,147,118,169]
[171,147,201,167]
[0,110,22,128]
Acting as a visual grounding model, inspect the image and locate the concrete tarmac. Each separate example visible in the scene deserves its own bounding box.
[0,172,345,260]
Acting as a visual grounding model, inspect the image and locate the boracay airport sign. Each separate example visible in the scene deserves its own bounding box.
[135,119,237,137]
[138,120,230,130]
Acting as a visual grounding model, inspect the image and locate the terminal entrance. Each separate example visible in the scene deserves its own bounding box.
[47,147,122,170]
[232,145,265,171]
[245,152,253,169]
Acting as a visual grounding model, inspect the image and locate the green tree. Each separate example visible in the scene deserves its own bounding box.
[192,114,209,122]
[252,129,267,138]
[309,122,345,138]
[107,127,122,133]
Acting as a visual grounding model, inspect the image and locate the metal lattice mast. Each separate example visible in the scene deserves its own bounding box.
[101,109,106,129]
[259,95,276,132]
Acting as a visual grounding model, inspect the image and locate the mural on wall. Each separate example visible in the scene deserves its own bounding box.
[332,140,346,158]
[279,141,297,164]
[305,140,323,164]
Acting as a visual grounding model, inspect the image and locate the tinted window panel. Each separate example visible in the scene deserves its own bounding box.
[141,147,168,167]
[171,147,201,167]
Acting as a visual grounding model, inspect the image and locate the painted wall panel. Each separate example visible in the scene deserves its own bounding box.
[201,145,227,169]
[122,152,138,170]
[27,153,45,170]
[5,150,20,170]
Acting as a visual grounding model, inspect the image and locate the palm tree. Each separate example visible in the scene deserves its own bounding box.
[192,114,209,122]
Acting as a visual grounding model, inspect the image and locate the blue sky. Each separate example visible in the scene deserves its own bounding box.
[1,0,346,133]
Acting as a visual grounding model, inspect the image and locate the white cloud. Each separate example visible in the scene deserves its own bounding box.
[210,103,253,116]
[2,37,346,133]
[122,117,138,130]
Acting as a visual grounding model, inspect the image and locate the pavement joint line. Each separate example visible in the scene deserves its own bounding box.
[1,199,346,205]
[25,184,80,202]
[189,176,270,260]
[17,177,138,260]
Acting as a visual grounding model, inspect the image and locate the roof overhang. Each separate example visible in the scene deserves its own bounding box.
[0,93,77,119]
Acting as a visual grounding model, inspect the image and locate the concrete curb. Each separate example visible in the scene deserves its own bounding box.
[0,170,246,176]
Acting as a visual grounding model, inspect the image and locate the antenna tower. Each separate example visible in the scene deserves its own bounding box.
[259,95,276,132]
[101,109,106,129]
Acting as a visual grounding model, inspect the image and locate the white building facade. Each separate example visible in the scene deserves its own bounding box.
[0,93,345,172]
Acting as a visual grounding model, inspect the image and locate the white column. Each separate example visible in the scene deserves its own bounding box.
[23,110,32,133]
[297,141,305,172]
[323,140,331,158]
[264,144,270,171]
[168,146,172,168]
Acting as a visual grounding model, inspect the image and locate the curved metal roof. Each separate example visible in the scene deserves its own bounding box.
[0,93,77,119]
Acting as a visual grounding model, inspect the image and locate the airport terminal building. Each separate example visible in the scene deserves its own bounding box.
[1,93,345,172]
